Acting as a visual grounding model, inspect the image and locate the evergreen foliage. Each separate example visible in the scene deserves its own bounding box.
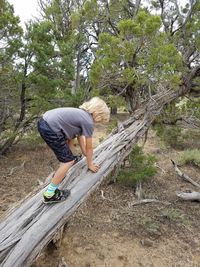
[0,0,200,154]
[153,124,182,148]
[117,145,157,187]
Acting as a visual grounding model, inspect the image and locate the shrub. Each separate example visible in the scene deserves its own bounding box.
[153,124,182,148]
[22,130,44,146]
[178,149,200,168]
[117,145,157,187]
[161,208,189,224]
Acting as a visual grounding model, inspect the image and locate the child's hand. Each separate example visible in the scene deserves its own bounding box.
[88,163,100,172]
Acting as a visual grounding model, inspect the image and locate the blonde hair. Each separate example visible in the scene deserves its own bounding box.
[79,97,110,122]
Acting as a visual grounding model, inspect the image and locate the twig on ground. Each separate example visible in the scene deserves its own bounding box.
[135,181,142,200]
[155,163,166,174]
[128,199,171,207]
[101,190,112,202]
[58,257,70,267]
[7,161,26,176]
[37,179,44,186]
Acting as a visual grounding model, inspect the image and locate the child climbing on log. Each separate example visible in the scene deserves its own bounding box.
[38,97,110,203]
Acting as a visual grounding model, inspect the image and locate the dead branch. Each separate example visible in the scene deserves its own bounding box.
[135,181,142,200]
[133,182,170,205]
[171,160,200,188]
[58,257,70,267]
[100,190,112,202]
[7,161,26,176]
[128,199,171,206]
[155,163,166,174]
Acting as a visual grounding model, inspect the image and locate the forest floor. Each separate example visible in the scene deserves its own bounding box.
[0,114,200,267]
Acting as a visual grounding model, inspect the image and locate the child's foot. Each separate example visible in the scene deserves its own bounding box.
[43,188,70,204]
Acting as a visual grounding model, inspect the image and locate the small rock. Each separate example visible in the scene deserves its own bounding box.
[74,247,84,254]
[112,232,120,238]
[98,253,105,260]
[140,239,154,247]
[85,244,94,251]
[58,257,69,267]
[118,255,127,261]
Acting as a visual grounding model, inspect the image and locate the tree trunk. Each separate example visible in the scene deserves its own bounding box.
[0,67,199,267]
[0,66,27,155]
[71,49,81,95]
[111,106,117,115]
[125,87,139,113]
[0,132,18,155]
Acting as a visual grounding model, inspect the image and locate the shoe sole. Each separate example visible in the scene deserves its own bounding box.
[43,199,67,204]
[43,192,70,204]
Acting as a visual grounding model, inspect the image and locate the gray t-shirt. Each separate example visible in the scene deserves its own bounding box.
[43,107,94,139]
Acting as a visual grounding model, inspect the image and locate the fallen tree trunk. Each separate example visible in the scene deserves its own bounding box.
[0,67,199,267]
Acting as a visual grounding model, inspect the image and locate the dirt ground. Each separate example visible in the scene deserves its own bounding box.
[0,114,200,267]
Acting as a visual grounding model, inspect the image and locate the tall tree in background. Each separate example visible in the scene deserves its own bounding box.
[0,0,199,154]
[0,0,76,154]
[70,0,141,109]
[89,0,200,112]
[0,0,23,154]
[152,0,200,123]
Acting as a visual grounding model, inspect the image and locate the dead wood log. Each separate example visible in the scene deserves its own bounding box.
[0,73,198,267]
[172,160,200,202]
[176,191,200,201]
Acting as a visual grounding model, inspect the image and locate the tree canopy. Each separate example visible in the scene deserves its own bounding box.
[0,0,199,154]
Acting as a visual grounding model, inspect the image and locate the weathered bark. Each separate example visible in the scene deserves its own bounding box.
[125,86,139,113]
[72,48,81,95]
[0,68,199,267]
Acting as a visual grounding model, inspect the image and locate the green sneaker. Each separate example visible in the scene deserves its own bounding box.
[43,188,70,204]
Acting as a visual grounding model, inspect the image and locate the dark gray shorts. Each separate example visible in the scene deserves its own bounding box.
[37,118,75,163]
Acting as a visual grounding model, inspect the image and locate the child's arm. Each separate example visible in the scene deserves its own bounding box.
[77,135,86,156]
[85,137,99,172]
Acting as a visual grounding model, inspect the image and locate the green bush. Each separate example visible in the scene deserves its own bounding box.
[22,131,44,146]
[161,208,189,224]
[153,124,182,148]
[178,149,200,168]
[154,123,200,149]
[117,145,157,187]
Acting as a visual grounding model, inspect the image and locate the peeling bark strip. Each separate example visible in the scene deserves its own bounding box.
[0,70,199,267]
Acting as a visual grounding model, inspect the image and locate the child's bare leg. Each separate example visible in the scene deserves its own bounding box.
[43,160,74,201]
[51,161,74,185]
